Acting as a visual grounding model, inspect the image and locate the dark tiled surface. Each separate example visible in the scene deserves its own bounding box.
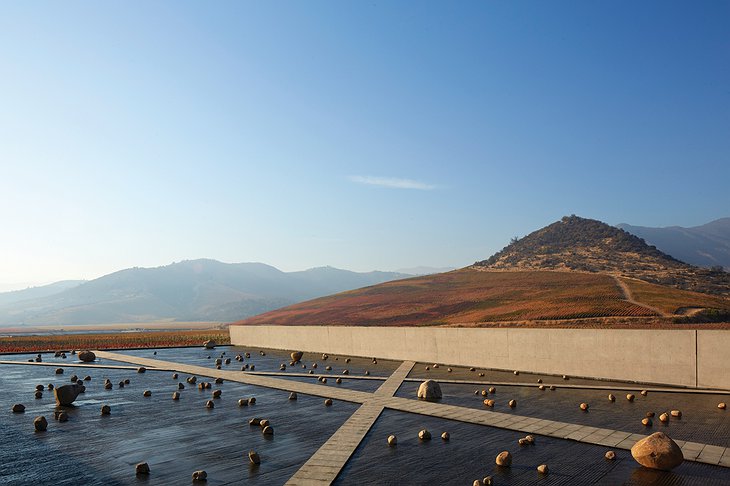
[336,409,730,486]
[0,359,358,485]
[396,381,730,447]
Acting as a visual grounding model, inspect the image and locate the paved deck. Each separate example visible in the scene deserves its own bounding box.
[285,362,417,485]
[5,350,724,484]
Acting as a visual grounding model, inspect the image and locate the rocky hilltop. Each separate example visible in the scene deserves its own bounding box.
[474,216,729,295]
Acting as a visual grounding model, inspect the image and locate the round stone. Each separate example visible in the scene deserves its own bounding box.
[605,450,616,460]
[580,402,589,411]
[387,434,397,446]
[495,451,512,467]
[34,416,48,432]
[418,429,431,440]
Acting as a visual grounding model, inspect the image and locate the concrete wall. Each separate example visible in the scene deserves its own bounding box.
[229,326,730,390]
[697,330,730,389]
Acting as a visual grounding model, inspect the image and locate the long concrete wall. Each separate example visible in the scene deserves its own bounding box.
[229,326,730,390]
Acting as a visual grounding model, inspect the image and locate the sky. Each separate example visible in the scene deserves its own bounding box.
[0,1,728,290]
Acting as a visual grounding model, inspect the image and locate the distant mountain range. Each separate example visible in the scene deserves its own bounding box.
[617,218,730,270]
[0,260,410,327]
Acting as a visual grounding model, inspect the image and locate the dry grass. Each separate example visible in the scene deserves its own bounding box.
[620,278,730,315]
[235,269,660,327]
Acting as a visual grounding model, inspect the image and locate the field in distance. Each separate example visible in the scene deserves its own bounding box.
[235,268,730,328]
[0,328,230,353]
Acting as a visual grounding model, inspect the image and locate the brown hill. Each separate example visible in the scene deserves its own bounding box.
[474,216,729,295]
[234,268,730,327]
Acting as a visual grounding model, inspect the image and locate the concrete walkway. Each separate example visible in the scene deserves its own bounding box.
[285,361,416,485]
[75,352,730,480]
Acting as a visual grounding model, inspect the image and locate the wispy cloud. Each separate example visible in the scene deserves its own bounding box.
[348,175,436,190]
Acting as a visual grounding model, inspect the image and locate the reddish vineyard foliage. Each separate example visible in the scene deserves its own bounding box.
[234,269,724,327]
[0,330,230,354]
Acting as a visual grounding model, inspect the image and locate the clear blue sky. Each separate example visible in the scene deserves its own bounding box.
[1,1,728,289]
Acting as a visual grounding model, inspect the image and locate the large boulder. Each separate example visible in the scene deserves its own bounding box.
[54,384,82,406]
[417,380,442,400]
[78,350,96,362]
[631,432,683,470]
[290,351,304,362]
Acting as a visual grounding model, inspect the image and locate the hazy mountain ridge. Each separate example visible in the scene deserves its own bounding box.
[474,215,729,295]
[617,218,730,270]
[0,280,86,307]
[0,260,409,326]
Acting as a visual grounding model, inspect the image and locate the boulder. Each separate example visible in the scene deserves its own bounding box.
[192,470,207,481]
[324,398,333,406]
[631,432,683,470]
[137,367,146,373]
[143,390,152,397]
[642,418,653,426]
[608,394,616,402]
[136,462,150,475]
[172,391,180,400]
[84,376,91,381]
[719,403,727,410]
[495,451,512,467]
[659,412,669,423]
[203,340,216,349]
[248,450,261,465]
[417,380,442,400]
[290,351,303,362]
[54,384,82,406]
[525,435,535,444]
[537,464,549,474]
[57,411,68,422]
[626,394,635,402]
[488,387,496,394]
[418,429,431,440]
[34,416,48,432]
[55,368,63,374]
[249,417,261,426]
[483,399,495,407]
[289,392,297,400]
[35,391,43,399]
[78,350,96,362]
[238,399,249,407]
[508,399,517,408]
[12,403,25,413]
[205,400,214,409]
[441,432,450,441]
[101,404,111,415]
[580,402,589,411]
[261,425,274,435]
[387,434,397,446]
[670,410,682,418]
[248,397,256,404]
[605,450,616,460]
[212,390,222,399]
